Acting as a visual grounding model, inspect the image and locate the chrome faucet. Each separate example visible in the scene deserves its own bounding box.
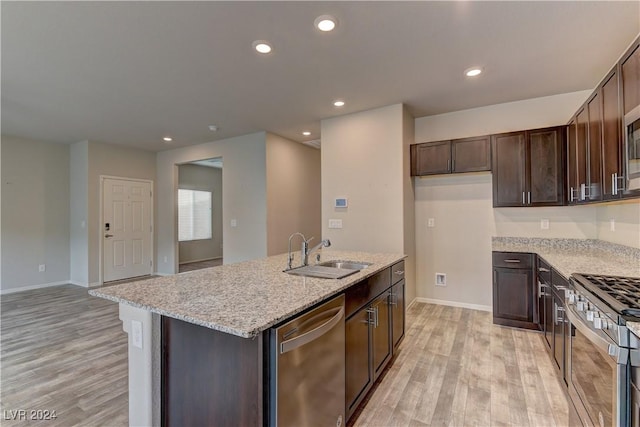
[304,238,331,266]
[287,233,331,269]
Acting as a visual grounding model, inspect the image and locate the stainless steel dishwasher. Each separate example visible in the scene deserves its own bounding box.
[270,294,345,427]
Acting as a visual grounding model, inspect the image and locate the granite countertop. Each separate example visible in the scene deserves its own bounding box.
[492,237,640,280]
[89,250,405,338]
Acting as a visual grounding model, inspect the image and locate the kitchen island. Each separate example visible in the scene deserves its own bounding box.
[89,250,405,426]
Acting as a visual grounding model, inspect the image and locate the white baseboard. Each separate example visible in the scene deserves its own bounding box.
[1,280,71,295]
[154,272,172,276]
[413,297,491,312]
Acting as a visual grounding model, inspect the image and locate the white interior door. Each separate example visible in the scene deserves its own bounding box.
[103,178,152,282]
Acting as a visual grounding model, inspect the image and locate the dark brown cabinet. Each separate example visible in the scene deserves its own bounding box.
[410,136,490,176]
[602,69,623,200]
[492,252,537,330]
[537,257,552,348]
[568,99,604,203]
[344,261,405,421]
[492,127,565,207]
[587,92,603,200]
[551,271,569,381]
[622,40,640,116]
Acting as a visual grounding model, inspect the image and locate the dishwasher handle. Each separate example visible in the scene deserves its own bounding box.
[280,306,344,354]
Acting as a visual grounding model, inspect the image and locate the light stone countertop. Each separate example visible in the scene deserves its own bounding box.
[89,250,405,338]
[628,322,640,338]
[492,237,640,280]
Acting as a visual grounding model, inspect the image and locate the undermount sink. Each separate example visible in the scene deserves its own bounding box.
[284,260,371,279]
[316,260,372,270]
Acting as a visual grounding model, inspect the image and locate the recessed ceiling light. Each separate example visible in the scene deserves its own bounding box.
[163,137,173,142]
[315,15,337,32]
[302,131,311,136]
[208,125,218,132]
[465,67,483,77]
[252,40,272,54]
[333,100,345,107]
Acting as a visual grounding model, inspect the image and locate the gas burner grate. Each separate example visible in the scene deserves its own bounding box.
[579,274,640,312]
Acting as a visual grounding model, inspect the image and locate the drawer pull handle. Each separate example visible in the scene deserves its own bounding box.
[394,270,404,275]
[539,267,550,272]
[504,259,521,263]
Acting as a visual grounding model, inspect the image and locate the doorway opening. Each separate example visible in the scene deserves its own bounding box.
[177,158,223,273]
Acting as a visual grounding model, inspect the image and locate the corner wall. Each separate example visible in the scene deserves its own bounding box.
[265,133,321,256]
[413,91,598,309]
[1,135,70,292]
[156,132,268,273]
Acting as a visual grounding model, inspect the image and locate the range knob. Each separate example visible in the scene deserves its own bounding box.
[586,310,595,321]
[577,301,587,312]
[593,317,603,330]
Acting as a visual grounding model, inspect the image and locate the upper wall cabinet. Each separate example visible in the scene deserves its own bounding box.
[410,136,491,176]
[492,127,565,207]
[622,39,640,115]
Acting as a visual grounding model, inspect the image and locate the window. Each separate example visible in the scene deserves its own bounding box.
[178,189,212,242]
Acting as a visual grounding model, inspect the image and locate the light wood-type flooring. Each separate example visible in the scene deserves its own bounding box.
[1,285,572,426]
[178,258,223,273]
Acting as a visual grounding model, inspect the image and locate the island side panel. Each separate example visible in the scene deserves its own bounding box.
[161,317,263,427]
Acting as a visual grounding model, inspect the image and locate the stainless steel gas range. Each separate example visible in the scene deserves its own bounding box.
[567,274,640,427]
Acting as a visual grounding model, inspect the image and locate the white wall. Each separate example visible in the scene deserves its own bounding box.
[1,135,70,292]
[413,91,601,309]
[178,164,223,263]
[321,104,415,302]
[596,200,640,248]
[265,133,321,256]
[156,132,268,273]
[69,141,89,285]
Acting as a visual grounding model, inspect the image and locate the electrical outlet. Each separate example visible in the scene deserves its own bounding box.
[231,219,237,228]
[610,219,616,232]
[540,219,549,230]
[427,218,435,228]
[38,264,46,272]
[435,273,446,287]
[132,320,143,349]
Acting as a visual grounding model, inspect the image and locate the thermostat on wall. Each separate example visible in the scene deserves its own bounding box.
[335,198,348,208]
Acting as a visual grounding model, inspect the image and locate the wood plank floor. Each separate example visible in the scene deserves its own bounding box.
[1,285,572,426]
[1,285,128,426]
[351,302,573,427]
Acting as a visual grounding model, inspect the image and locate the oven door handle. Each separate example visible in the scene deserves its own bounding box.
[565,305,628,365]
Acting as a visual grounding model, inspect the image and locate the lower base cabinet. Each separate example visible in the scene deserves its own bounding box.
[492,252,537,330]
[345,262,405,421]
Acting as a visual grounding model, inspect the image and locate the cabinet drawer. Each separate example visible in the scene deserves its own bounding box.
[492,252,534,269]
[391,261,405,285]
[538,256,551,284]
[345,269,391,319]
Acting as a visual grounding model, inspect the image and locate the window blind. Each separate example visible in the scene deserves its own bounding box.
[178,189,212,242]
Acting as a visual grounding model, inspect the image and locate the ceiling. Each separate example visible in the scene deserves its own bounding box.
[2,1,639,152]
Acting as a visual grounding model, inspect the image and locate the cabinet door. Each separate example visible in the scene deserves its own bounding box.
[493,267,533,323]
[452,136,491,173]
[622,42,640,115]
[602,70,622,199]
[345,309,371,415]
[411,141,451,176]
[390,280,405,351]
[587,92,604,201]
[528,127,564,205]
[576,108,589,201]
[552,294,564,371]
[492,132,527,207]
[371,293,391,380]
[567,118,579,203]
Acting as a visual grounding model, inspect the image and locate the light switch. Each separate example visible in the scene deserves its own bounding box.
[231,219,237,228]
[328,219,343,229]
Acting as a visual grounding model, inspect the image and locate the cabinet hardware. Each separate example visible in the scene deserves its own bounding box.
[522,192,525,205]
[447,159,451,172]
[580,183,587,200]
[570,187,575,202]
[527,191,531,204]
[504,259,521,263]
[539,267,550,272]
[374,307,379,328]
[452,159,455,171]
[394,270,404,275]
[366,307,376,326]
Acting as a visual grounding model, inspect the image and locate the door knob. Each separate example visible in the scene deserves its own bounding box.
[105,234,114,238]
